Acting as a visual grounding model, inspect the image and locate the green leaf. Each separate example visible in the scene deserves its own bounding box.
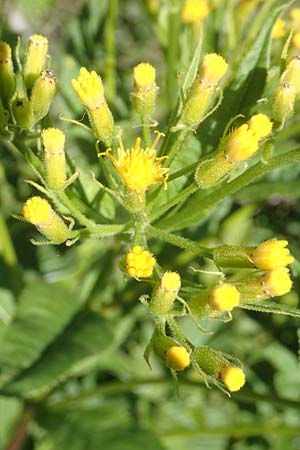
[3,313,113,399]
[38,408,165,450]
[239,301,300,318]
[235,181,300,201]
[0,396,23,450]
[0,280,82,388]
[182,30,203,94]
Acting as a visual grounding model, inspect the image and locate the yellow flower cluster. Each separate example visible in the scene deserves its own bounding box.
[126,246,156,278]
[220,366,246,392]
[181,0,210,24]
[209,283,240,312]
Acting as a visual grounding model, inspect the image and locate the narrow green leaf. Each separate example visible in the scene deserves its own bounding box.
[182,30,203,93]
[3,313,113,399]
[0,281,82,388]
[239,301,300,318]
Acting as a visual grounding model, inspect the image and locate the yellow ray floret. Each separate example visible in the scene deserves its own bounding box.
[126,246,156,278]
[224,124,259,162]
[181,0,210,24]
[247,114,273,139]
[209,283,240,312]
[165,346,190,371]
[261,268,292,297]
[272,18,286,39]
[251,239,294,270]
[220,366,246,392]
[199,53,228,88]
[72,67,104,110]
[104,131,169,195]
[133,63,156,89]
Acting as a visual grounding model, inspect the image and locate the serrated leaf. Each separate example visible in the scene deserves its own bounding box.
[239,301,300,318]
[3,313,113,399]
[0,281,82,388]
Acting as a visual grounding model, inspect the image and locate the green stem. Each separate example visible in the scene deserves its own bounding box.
[167,129,189,167]
[104,0,118,103]
[78,222,132,238]
[141,116,152,148]
[149,182,198,222]
[168,161,198,181]
[56,191,96,230]
[167,4,181,110]
[146,224,212,257]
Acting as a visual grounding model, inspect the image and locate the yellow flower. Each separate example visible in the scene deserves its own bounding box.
[199,53,228,88]
[133,63,156,90]
[247,114,273,140]
[165,346,190,371]
[161,272,181,295]
[209,283,240,312]
[132,63,158,117]
[292,31,300,50]
[126,246,156,278]
[104,131,168,195]
[24,34,48,89]
[23,196,70,244]
[181,0,210,24]
[72,67,104,110]
[272,18,286,39]
[42,128,66,190]
[251,239,294,270]
[261,268,292,297]
[220,366,246,392]
[290,8,300,29]
[224,124,259,162]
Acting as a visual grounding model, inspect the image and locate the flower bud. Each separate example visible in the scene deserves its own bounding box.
[30,69,56,123]
[72,67,114,146]
[132,63,158,117]
[209,283,240,312]
[153,332,190,371]
[199,53,228,89]
[220,366,246,392]
[23,196,70,244]
[272,18,286,39]
[126,246,156,278]
[195,151,232,188]
[224,124,259,162]
[23,34,48,90]
[0,42,16,104]
[261,268,292,297]
[181,0,209,24]
[282,56,300,95]
[247,114,273,140]
[12,98,34,128]
[213,244,254,268]
[42,128,66,190]
[272,82,296,125]
[251,239,294,270]
[149,271,181,315]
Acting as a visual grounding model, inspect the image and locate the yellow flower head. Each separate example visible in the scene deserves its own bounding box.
[165,346,190,371]
[209,283,240,312]
[133,63,156,90]
[126,246,156,278]
[292,31,300,50]
[181,0,210,24]
[272,18,286,39]
[23,196,54,226]
[224,124,259,162]
[251,239,294,270]
[199,53,228,88]
[262,268,292,297]
[290,8,300,28]
[247,114,273,140]
[72,67,104,110]
[42,128,65,156]
[161,272,181,294]
[220,366,246,392]
[24,35,48,82]
[104,131,168,195]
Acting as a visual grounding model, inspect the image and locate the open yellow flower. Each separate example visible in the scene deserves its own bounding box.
[104,131,168,196]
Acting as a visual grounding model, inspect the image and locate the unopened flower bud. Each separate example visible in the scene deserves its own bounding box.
[199,53,228,89]
[209,283,240,312]
[282,56,300,95]
[126,246,156,278]
[23,196,70,244]
[30,69,56,123]
[220,366,246,392]
[181,0,210,24]
[247,114,273,139]
[23,34,48,90]
[153,332,190,371]
[12,98,34,128]
[72,67,114,146]
[0,42,16,104]
[149,271,181,315]
[42,128,66,190]
[272,82,296,125]
[131,62,158,118]
[261,268,292,297]
[251,239,294,270]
